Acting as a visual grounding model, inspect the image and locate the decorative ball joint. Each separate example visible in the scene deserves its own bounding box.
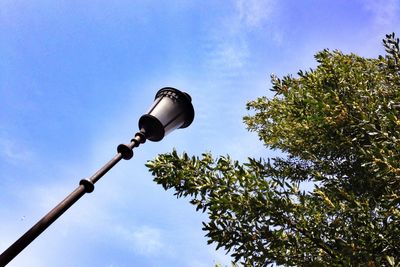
[139,87,195,141]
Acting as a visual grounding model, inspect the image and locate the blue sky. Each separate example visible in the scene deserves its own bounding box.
[1,1,400,266]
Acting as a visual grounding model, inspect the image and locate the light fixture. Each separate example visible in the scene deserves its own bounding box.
[139,87,194,141]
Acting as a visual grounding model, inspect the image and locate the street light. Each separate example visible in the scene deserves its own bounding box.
[0,87,195,267]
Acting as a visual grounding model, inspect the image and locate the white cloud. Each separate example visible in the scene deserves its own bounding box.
[132,226,163,255]
[0,136,33,163]
[362,0,400,28]
[192,0,280,144]
[236,0,275,29]
[202,0,279,76]
[115,225,167,256]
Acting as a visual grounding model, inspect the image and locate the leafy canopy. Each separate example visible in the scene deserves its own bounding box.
[146,33,400,266]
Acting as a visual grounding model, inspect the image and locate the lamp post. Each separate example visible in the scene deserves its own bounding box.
[0,87,194,267]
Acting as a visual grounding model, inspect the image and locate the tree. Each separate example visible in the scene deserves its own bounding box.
[146,33,400,266]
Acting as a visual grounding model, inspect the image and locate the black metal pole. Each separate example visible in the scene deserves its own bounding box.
[0,133,145,267]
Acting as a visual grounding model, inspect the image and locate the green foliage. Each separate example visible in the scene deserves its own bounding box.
[146,33,400,266]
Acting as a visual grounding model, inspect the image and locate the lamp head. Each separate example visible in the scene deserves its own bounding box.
[138,87,194,141]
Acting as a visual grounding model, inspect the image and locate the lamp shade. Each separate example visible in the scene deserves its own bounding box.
[138,87,194,141]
